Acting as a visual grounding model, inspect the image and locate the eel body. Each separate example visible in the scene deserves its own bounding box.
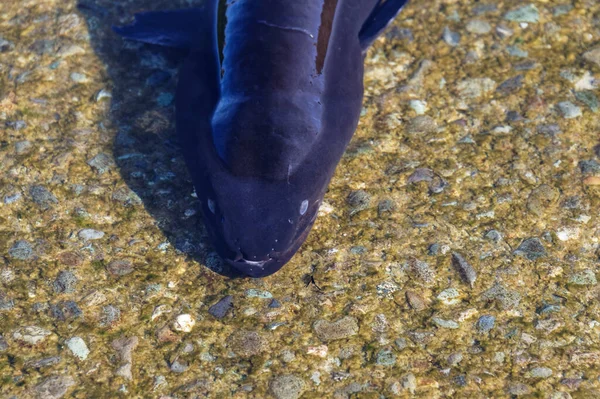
[114,0,408,277]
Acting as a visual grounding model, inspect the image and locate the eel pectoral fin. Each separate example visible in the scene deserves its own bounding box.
[358,0,408,51]
[112,3,217,50]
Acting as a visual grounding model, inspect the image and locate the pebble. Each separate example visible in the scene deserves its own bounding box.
[346,190,371,215]
[87,153,114,175]
[112,336,139,380]
[485,230,502,243]
[569,270,597,285]
[8,240,33,260]
[466,20,491,34]
[482,283,521,310]
[457,78,496,99]
[65,337,89,360]
[401,373,417,394]
[269,375,306,399]
[13,326,51,345]
[406,290,427,310]
[375,348,396,366]
[529,367,553,379]
[24,356,61,370]
[442,27,461,46]
[100,305,121,327]
[504,4,539,23]
[107,259,134,276]
[15,140,32,154]
[0,335,7,351]
[575,91,599,113]
[451,252,477,287]
[583,47,600,68]
[173,314,195,332]
[208,295,233,319]
[30,185,58,209]
[4,192,22,204]
[557,101,582,119]
[432,317,459,329]
[0,36,15,52]
[269,298,282,308]
[313,316,359,342]
[53,271,77,293]
[406,115,438,135]
[476,315,496,333]
[514,238,546,260]
[507,45,528,58]
[51,300,83,321]
[245,289,273,299]
[78,229,105,240]
[496,75,524,95]
[409,100,427,115]
[70,72,88,83]
[437,288,460,305]
[95,89,112,102]
[408,257,436,285]
[227,330,265,357]
[34,375,75,399]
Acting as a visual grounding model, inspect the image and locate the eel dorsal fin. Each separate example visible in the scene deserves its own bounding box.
[358,0,409,50]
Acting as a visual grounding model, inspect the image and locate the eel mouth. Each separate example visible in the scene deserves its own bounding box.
[222,225,313,278]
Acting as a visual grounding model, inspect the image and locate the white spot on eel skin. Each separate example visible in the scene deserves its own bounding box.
[300,200,309,215]
[208,199,216,214]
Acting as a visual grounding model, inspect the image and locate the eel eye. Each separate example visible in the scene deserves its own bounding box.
[299,199,308,215]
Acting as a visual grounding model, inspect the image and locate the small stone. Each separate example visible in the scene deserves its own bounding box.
[401,373,417,394]
[437,288,460,305]
[529,367,553,379]
[107,259,134,276]
[507,45,528,58]
[227,330,265,357]
[100,305,121,327]
[432,317,459,329]
[408,168,434,184]
[53,271,78,293]
[269,299,282,308]
[527,184,559,216]
[170,359,189,373]
[451,252,477,287]
[476,315,495,333]
[270,375,306,399]
[313,316,359,342]
[4,192,22,204]
[408,100,427,116]
[448,352,463,366]
[0,36,15,52]
[15,140,32,154]
[496,75,524,95]
[406,290,426,311]
[406,115,438,134]
[245,289,273,299]
[8,240,33,260]
[173,314,195,332]
[408,258,436,285]
[375,348,396,366]
[504,4,539,23]
[575,91,599,113]
[537,124,561,137]
[208,295,233,319]
[442,27,461,46]
[569,270,597,285]
[583,47,600,68]
[482,283,521,310]
[65,337,89,360]
[485,230,502,243]
[13,326,51,345]
[557,101,582,119]
[57,252,83,267]
[70,72,88,83]
[457,78,496,99]
[515,238,546,260]
[87,153,114,175]
[50,301,83,321]
[34,375,75,399]
[24,356,61,370]
[156,92,174,107]
[0,335,7,351]
[507,383,531,396]
[30,185,58,210]
[466,20,491,34]
[347,190,371,215]
[112,187,142,206]
[95,89,112,102]
[112,336,138,380]
[78,229,105,240]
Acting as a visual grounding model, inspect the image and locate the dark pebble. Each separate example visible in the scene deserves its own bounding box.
[496,75,523,95]
[53,271,77,293]
[386,27,413,41]
[377,199,395,216]
[8,240,33,260]
[514,238,546,260]
[269,299,282,308]
[579,159,600,174]
[30,185,58,209]
[24,356,61,370]
[0,335,7,351]
[408,168,434,183]
[208,295,233,319]
[0,292,14,311]
[476,315,496,332]
[51,300,83,321]
[454,375,468,387]
[346,190,371,216]
[451,252,477,287]
[536,124,561,137]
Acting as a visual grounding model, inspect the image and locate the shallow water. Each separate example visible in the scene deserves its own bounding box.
[0,0,599,398]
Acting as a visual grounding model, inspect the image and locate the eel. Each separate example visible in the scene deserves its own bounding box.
[114,0,409,277]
